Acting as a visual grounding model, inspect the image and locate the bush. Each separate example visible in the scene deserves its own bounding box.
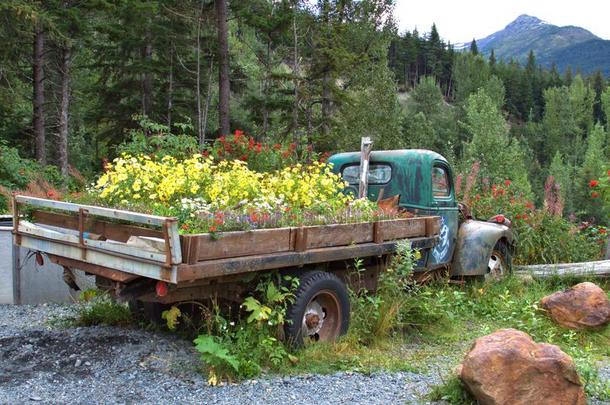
[116,116,200,160]
[457,164,602,264]
[73,291,132,327]
[162,274,299,384]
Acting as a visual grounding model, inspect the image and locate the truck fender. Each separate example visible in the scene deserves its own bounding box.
[450,220,514,276]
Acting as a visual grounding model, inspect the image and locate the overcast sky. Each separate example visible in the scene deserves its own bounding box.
[394,0,610,44]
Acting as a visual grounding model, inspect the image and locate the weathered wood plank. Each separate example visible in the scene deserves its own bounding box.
[31,210,165,242]
[47,255,139,283]
[16,195,170,226]
[377,217,427,241]
[300,222,374,249]
[176,236,439,281]
[185,227,294,261]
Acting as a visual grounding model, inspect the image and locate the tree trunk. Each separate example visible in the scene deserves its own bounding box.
[202,60,214,144]
[196,11,203,145]
[215,0,230,135]
[33,23,46,165]
[58,46,71,178]
[167,46,173,129]
[321,73,331,137]
[142,29,153,118]
[292,5,299,144]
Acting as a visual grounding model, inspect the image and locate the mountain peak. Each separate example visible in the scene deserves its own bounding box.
[505,15,547,31]
[473,15,607,75]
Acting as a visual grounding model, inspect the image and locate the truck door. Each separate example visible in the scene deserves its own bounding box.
[428,162,458,266]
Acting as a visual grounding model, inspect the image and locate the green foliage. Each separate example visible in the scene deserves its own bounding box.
[462,175,602,264]
[191,274,298,384]
[460,89,532,197]
[116,116,199,160]
[349,241,419,345]
[428,375,474,404]
[72,293,132,327]
[193,335,240,385]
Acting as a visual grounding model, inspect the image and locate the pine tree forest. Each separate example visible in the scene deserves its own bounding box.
[1,0,609,229]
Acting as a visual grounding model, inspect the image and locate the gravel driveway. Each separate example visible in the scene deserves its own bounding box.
[0,304,445,404]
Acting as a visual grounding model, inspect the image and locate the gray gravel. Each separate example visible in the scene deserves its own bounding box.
[0,304,445,404]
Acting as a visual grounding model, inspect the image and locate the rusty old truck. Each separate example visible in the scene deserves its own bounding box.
[12,149,512,344]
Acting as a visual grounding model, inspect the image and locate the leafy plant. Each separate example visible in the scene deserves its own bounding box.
[72,293,132,327]
[193,335,240,385]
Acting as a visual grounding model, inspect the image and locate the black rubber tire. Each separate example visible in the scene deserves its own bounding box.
[284,271,350,348]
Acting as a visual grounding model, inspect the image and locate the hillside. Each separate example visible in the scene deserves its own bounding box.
[467,14,610,75]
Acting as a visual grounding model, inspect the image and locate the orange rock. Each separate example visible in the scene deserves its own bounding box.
[540,282,610,329]
[459,328,585,405]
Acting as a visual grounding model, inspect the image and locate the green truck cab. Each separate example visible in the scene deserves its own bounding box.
[329,149,514,278]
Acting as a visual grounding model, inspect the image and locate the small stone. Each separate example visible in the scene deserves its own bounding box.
[74,359,82,367]
[84,361,91,366]
[29,396,42,402]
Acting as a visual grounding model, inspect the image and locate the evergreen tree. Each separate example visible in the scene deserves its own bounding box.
[576,123,608,222]
[460,88,531,196]
[469,39,478,55]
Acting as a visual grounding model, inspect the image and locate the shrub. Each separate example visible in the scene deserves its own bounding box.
[73,291,132,327]
[160,274,299,384]
[116,116,200,160]
[206,130,300,172]
[457,163,602,264]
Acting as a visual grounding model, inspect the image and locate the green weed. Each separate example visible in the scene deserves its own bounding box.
[72,292,132,327]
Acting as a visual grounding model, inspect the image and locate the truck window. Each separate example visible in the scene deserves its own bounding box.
[342,164,391,185]
[432,166,450,197]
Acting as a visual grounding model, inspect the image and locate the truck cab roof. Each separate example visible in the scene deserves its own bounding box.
[328,149,454,209]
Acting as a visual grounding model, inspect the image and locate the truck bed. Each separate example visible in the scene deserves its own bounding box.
[13,195,440,285]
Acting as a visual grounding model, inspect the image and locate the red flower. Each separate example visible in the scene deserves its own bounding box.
[234,129,244,136]
[521,213,528,220]
[515,214,522,220]
[600,228,607,234]
[240,154,248,161]
[289,142,297,151]
[255,143,262,153]
[181,224,190,231]
[274,143,282,150]
[214,218,224,225]
[591,191,599,198]
[248,138,255,149]
[607,170,610,177]
[209,225,217,232]
[202,150,210,157]
[219,135,226,143]
[525,201,534,210]
[250,212,259,222]
[504,180,511,187]
[589,180,599,188]
[281,150,290,158]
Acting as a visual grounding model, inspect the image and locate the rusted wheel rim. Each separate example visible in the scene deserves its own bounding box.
[486,249,506,280]
[301,289,341,343]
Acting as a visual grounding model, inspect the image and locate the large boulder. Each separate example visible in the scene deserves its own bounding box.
[459,328,585,405]
[540,282,610,329]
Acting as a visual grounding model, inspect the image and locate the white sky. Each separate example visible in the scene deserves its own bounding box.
[394,0,610,44]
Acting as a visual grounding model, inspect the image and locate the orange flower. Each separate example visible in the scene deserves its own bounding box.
[209,225,217,232]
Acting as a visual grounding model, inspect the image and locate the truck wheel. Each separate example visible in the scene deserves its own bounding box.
[485,241,512,280]
[284,271,350,348]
